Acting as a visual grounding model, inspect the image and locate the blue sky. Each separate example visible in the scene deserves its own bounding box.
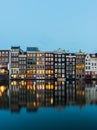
[0,0,97,53]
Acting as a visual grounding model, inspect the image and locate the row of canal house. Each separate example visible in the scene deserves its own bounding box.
[9,47,76,80]
[1,46,97,80]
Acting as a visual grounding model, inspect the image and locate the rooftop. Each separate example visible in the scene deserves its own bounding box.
[26,47,40,52]
[11,46,20,49]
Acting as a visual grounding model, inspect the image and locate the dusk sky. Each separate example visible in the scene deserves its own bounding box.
[0,0,97,53]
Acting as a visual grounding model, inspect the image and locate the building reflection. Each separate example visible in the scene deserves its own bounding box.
[0,80,97,112]
[76,80,85,108]
[0,81,9,110]
[66,81,76,105]
[26,80,37,112]
[85,81,97,104]
[54,81,65,106]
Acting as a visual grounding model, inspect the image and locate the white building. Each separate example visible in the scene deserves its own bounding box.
[10,46,22,79]
[85,54,97,79]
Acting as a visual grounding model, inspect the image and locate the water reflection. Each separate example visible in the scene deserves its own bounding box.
[0,81,9,109]
[1,80,97,112]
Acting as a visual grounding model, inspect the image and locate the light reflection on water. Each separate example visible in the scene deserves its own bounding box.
[0,80,97,130]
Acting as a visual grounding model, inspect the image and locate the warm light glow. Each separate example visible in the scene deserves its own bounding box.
[0,91,2,96]
[55,86,57,90]
[27,70,32,74]
[12,75,17,78]
[42,84,44,89]
[46,84,52,90]
[37,53,42,57]
[76,91,85,96]
[37,94,39,98]
[33,102,36,107]
[50,98,53,104]
[46,70,53,74]
[27,85,33,90]
[55,69,58,73]
[37,84,44,90]
[0,69,8,74]
[37,61,39,65]
[51,85,54,89]
[33,85,36,91]
[37,70,44,74]
[0,86,7,93]
[19,81,26,86]
[11,81,17,86]
[76,64,84,69]
[82,91,85,96]
[19,74,26,78]
[51,58,53,61]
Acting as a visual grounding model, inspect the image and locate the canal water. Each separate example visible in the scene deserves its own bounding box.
[0,80,97,130]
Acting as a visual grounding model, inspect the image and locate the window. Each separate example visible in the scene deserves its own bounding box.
[55,58,57,61]
[58,58,61,62]
[58,55,61,58]
[66,58,69,61]
[62,69,65,73]
[58,69,61,73]
[49,54,51,56]
[6,51,8,56]
[62,55,65,57]
[66,62,69,65]
[62,58,65,61]
[2,51,5,56]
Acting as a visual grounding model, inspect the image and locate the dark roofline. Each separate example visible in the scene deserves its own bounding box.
[0,50,9,51]
[26,47,40,52]
[19,51,27,54]
[11,46,20,49]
